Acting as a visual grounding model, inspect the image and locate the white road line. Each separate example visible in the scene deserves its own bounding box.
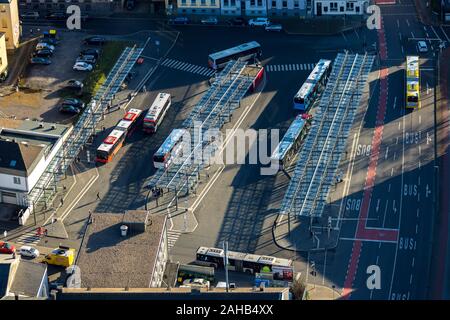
[385,146,389,159]
[391,167,394,176]
[431,25,442,42]
[388,183,391,192]
[409,274,413,284]
[382,200,389,227]
[397,19,400,28]
[415,224,418,234]
[394,152,397,160]
[339,237,398,244]
[412,257,415,267]
[440,26,450,42]
[406,19,410,27]
[411,32,415,38]
[419,145,421,155]
[322,249,327,285]
[419,115,421,124]
[296,64,300,70]
[418,176,421,186]
[389,104,406,298]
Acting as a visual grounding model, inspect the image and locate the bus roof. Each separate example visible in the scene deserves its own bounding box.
[144,93,171,121]
[406,56,419,81]
[123,108,142,122]
[258,255,293,267]
[97,129,126,153]
[154,129,187,157]
[271,115,307,161]
[295,59,332,99]
[208,41,261,61]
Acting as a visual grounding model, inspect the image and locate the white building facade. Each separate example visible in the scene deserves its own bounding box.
[267,0,306,17]
[177,0,221,14]
[313,0,368,16]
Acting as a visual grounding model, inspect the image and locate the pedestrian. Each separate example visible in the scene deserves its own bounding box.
[3,230,6,239]
[63,185,67,191]
[60,198,64,207]
[143,85,147,93]
[12,251,16,259]
[77,156,81,163]
[96,192,101,201]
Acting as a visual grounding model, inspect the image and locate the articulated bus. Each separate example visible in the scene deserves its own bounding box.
[143,93,172,133]
[406,56,420,109]
[208,41,262,70]
[195,246,293,279]
[96,108,143,163]
[293,59,332,111]
[270,114,311,170]
[153,128,187,169]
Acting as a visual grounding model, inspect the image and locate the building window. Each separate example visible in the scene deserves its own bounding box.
[330,2,337,11]
[191,0,196,5]
[250,0,255,6]
[294,0,299,7]
[230,0,235,6]
[340,6,344,12]
[13,177,21,185]
[346,2,354,10]
[324,6,328,12]
[257,0,262,6]
[201,0,206,5]
[271,0,276,7]
[181,0,186,4]
[356,6,360,12]
[282,0,287,7]
[224,0,229,5]
[211,0,216,5]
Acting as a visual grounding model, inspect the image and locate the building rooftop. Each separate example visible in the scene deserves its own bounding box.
[0,263,12,298]
[57,287,290,300]
[76,211,166,289]
[0,119,69,176]
[9,260,47,297]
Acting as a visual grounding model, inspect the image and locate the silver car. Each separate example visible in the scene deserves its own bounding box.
[265,24,283,32]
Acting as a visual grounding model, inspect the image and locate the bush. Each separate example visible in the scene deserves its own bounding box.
[291,276,307,300]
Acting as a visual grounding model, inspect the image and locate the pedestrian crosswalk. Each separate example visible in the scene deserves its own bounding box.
[161,58,215,77]
[15,230,41,246]
[167,230,181,250]
[265,63,316,72]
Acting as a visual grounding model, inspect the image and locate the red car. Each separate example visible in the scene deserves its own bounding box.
[0,241,16,254]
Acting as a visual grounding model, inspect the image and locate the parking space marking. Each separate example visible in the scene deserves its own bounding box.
[161,58,215,77]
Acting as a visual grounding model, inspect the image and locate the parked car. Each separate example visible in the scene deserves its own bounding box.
[20,12,39,20]
[19,246,40,258]
[181,278,210,288]
[62,98,85,109]
[45,12,67,20]
[168,16,190,25]
[66,79,84,90]
[84,36,106,46]
[40,37,59,46]
[265,23,283,32]
[80,48,100,59]
[0,241,15,254]
[417,40,428,53]
[33,49,53,58]
[76,55,96,65]
[30,57,52,65]
[36,42,55,51]
[228,17,247,26]
[248,17,270,27]
[201,17,218,25]
[59,104,81,114]
[73,62,93,71]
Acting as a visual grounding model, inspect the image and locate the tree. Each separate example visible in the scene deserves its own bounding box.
[290,275,307,300]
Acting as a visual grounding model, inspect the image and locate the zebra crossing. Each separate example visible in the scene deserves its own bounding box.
[15,230,41,246]
[161,58,215,77]
[167,230,181,249]
[265,63,316,72]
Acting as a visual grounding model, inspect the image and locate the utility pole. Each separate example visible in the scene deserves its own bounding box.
[223,241,229,292]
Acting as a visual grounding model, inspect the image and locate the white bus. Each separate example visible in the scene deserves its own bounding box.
[208,41,262,70]
[143,93,172,133]
[153,129,187,169]
[293,59,332,111]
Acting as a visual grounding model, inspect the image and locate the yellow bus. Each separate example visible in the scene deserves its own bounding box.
[406,56,420,109]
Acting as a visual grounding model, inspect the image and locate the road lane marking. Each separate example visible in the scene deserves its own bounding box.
[382,200,389,227]
[410,274,413,285]
[412,256,415,267]
[388,183,391,192]
[406,19,410,27]
[431,25,442,42]
[440,26,450,42]
[385,146,389,159]
[376,198,381,212]
[339,237,398,244]
[419,115,421,124]
[391,167,394,176]
[415,224,418,234]
[419,145,421,155]
[397,19,400,28]
[394,152,397,160]
[418,176,421,186]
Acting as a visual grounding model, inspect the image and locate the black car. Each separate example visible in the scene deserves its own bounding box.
[33,49,53,58]
[228,17,247,26]
[59,104,81,115]
[62,98,85,109]
[84,36,106,46]
[30,57,52,65]
[80,48,100,59]
[168,17,190,25]
[66,80,84,90]
[40,37,59,46]
[45,12,67,20]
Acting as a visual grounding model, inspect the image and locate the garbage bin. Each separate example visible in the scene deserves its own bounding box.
[120,225,128,237]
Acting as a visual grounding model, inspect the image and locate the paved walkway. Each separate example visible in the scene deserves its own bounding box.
[304,284,342,300]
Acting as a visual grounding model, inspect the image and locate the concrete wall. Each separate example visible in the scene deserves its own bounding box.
[0,0,20,49]
[0,33,7,77]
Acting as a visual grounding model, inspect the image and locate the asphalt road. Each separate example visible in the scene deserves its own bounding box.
[19,6,450,298]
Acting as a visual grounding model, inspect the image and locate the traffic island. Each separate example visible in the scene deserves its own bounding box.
[43,220,69,239]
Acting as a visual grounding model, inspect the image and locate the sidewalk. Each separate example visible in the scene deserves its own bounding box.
[283,16,365,35]
[304,284,342,300]
[413,0,440,26]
